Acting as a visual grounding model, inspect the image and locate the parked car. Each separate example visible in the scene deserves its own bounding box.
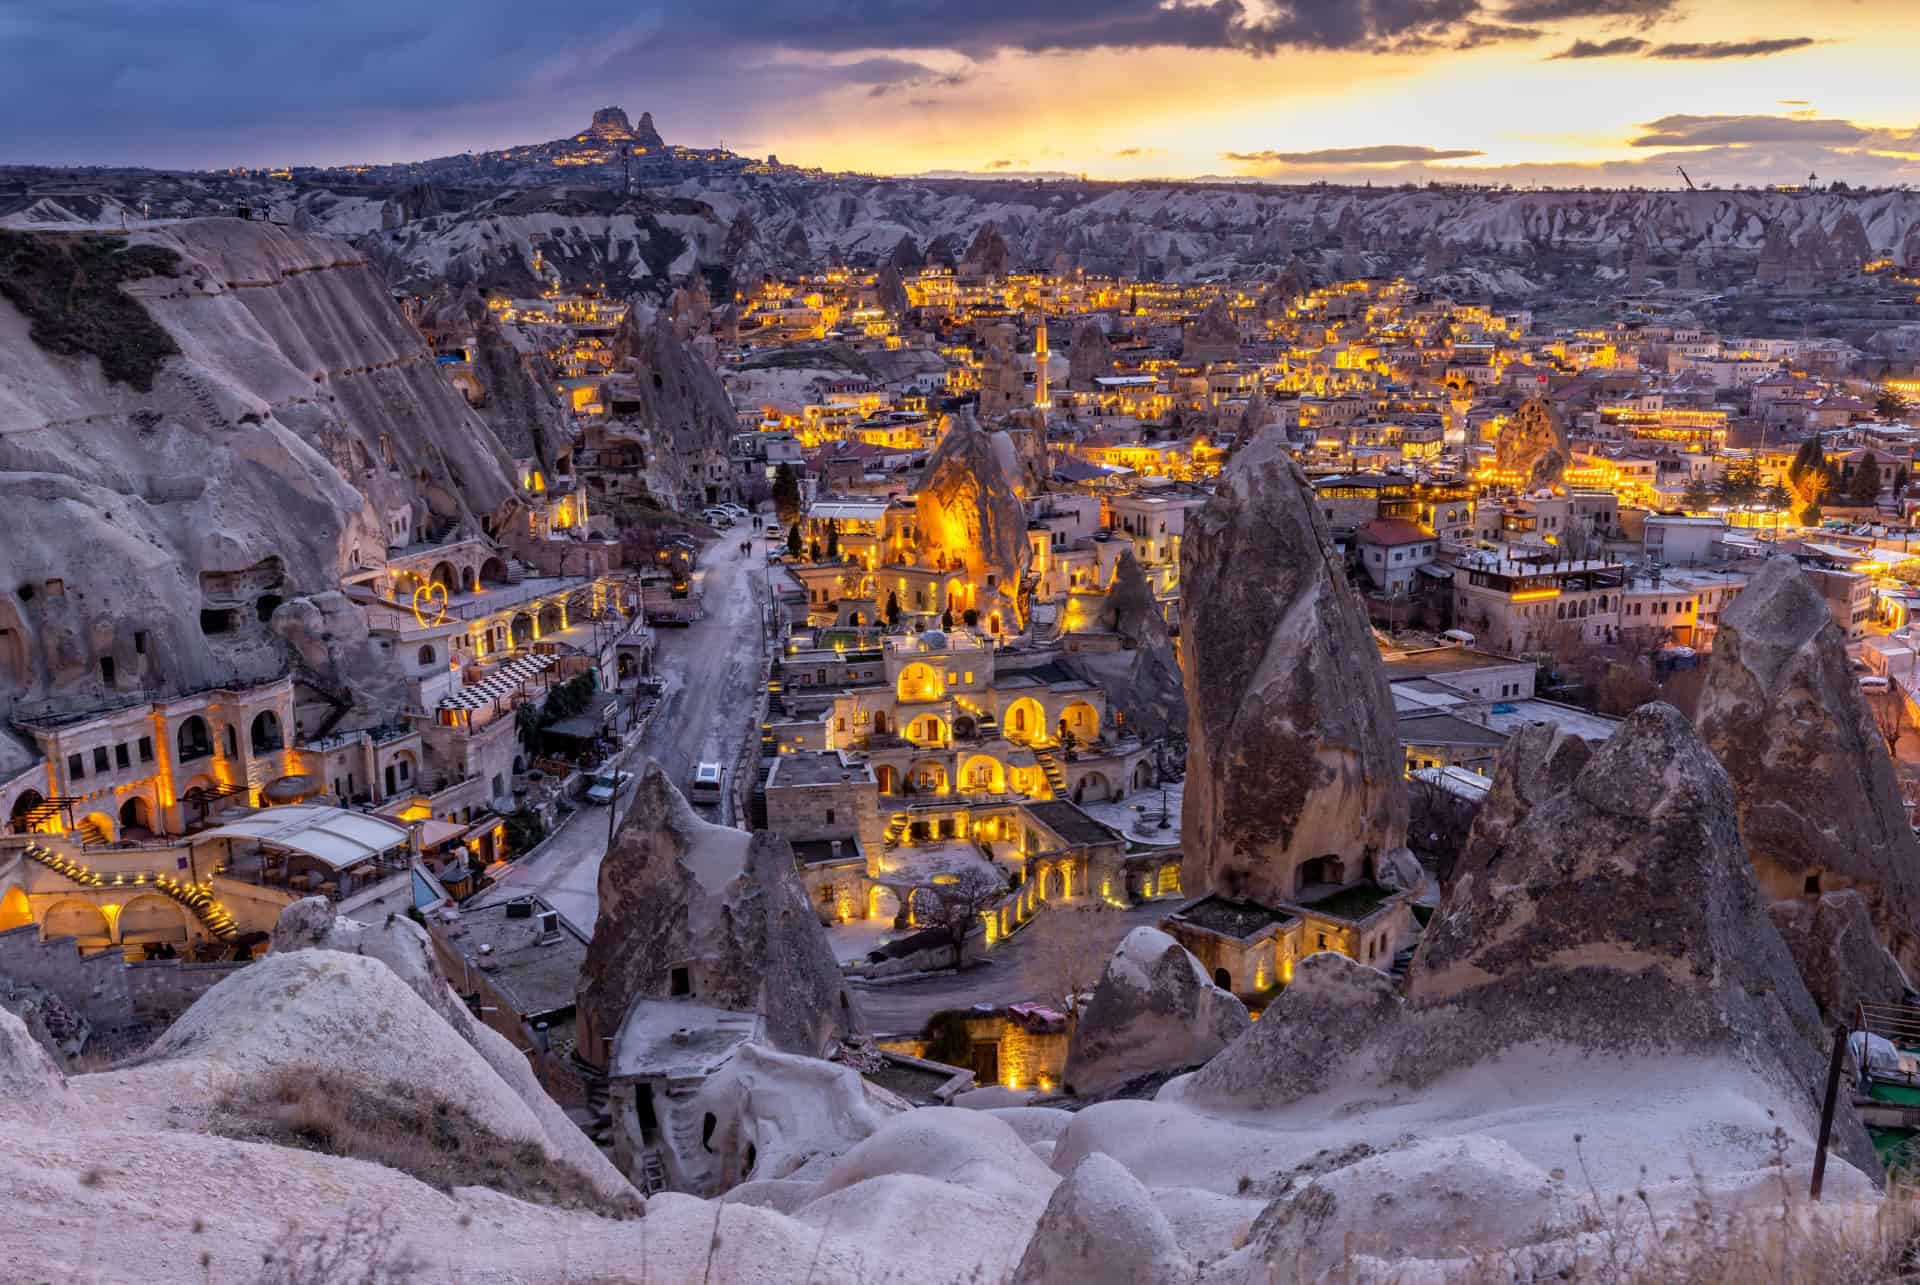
[689,761,723,804]
[584,769,634,806]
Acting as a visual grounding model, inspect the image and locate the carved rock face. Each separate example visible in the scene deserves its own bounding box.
[577,761,859,1068]
[1696,556,1920,992]
[1064,927,1250,1097]
[1178,428,1406,906]
[1494,398,1570,491]
[912,410,1028,592]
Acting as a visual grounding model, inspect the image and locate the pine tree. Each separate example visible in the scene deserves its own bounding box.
[771,464,802,525]
[1681,477,1712,512]
[786,523,802,558]
[1851,455,1884,506]
[825,523,840,561]
[885,590,902,629]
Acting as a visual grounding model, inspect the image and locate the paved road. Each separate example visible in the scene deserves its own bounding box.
[849,901,1170,1036]
[476,538,767,932]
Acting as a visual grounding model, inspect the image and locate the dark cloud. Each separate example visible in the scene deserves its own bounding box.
[1113,147,1160,158]
[984,158,1023,170]
[1225,144,1486,165]
[1500,0,1677,28]
[1629,114,1874,148]
[1550,33,1814,61]
[1548,36,1650,57]
[1449,21,1544,49]
[1648,38,1816,59]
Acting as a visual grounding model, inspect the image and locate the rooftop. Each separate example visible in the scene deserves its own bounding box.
[766,751,873,788]
[1381,645,1522,682]
[1168,895,1297,940]
[436,896,587,1020]
[611,1000,761,1082]
[1023,800,1121,849]
[196,805,409,871]
[1397,711,1510,749]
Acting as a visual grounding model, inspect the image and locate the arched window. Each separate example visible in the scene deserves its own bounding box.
[177,717,213,762]
[250,711,283,755]
[417,644,436,666]
[224,724,239,758]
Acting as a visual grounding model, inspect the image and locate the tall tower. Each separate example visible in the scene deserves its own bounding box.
[1034,320,1052,413]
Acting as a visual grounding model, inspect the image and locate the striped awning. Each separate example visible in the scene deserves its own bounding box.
[438,653,557,712]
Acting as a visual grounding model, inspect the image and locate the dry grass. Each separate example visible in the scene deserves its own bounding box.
[217,1066,642,1219]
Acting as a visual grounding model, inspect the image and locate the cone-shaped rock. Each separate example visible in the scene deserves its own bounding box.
[1696,557,1920,983]
[1179,427,1406,905]
[1063,927,1249,1097]
[913,408,1028,596]
[577,761,861,1068]
[1010,1152,1193,1285]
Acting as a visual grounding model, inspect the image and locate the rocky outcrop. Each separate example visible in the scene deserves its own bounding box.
[1186,703,1878,1179]
[963,221,1011,277]
[1068,552,1187,741]
[913,409,1028,595]
[1182,297,1239,364]
[1771,892,1909,1026]
[1065,928,1249,1097]
[683,1042,907,1192]
[1069,321,1112,390]
[1696,556,1920,990]
[1179,426,1406,906]
[1494,398,1570,490]
[602,310,739,514]
[0,219,519,726]
[1011,1152,1193,1285]
[0,1006,64,1099]
[578,762,860,1067]
[1445,720,1590,889]
[267,898,633,1200]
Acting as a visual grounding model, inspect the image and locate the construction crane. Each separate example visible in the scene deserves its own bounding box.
[1676,165,1698,192]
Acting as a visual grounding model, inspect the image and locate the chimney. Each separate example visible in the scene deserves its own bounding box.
[830,839,844,859]
[537,909,560,941]
[477,943,498,971]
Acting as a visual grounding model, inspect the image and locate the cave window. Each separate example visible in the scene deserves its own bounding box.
[256,594,283,623]
[701,1113,717,1152]
[66,753,84,781]
[99,656,115,685]
[114,744,130,771]
[199,609,233,635]
[1805,873,1822,895]
[224,724,238,759]
[178,718,213,763]
[137,737,153,763]
[418,644,437,666]
[744,1142,757,1174]
[15,584,32,602]
[670,966,691,997]
[92,747,109,774]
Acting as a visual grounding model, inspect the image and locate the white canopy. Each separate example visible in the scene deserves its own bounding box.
[197,805,409,871]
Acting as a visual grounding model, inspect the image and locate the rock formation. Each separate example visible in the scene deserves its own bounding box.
[1444,719,1590,889]
[1179,426,1407,905]
[1068,551,1186,740]
[577,761,860,1067]
[913,408,1029,599]
[1771,891,1909,1026]
[1182,297,1239,364]
[682,1042,907,1192]
[1695,556,1920,998]
[963,221,1011,277]
[1494,398,1571,491]
[1188,702,1878,1177]
[1011,1152,1193,1285]
[602,309,739,513]
[1068,320,1112,391]
[1064,928,1250,1097]
[874,260,908,316]
[0,219,519,727]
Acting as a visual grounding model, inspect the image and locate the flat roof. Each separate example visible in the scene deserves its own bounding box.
[438,896,588,1019]
[197,805,408,871]
[1168,895,1297,940]
[611,999,761,1081]
[1381,646,1525,682]
[1024,800,1120,848]
[1398,711,1509,748]
[1484,701,1624,744]
[766,751,873,788]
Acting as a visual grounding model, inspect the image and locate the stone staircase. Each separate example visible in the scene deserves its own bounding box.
[883,812,910,848]
[20,843,238,941]
[1035,748,1066,796]
[504,559,528,585]
[74,816,109,847]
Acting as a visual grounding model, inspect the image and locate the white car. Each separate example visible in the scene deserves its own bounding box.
[584,769,634,806]
[689,761,723,804]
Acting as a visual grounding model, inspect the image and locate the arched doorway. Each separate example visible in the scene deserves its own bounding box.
[510,613,534,646]
[1003,698,1046,745]
[177,717,213,763]
[0,886,30,931]
[9,789,45,833]
[77,812,114,845]
[872,711,890,737]
[908,759,949,794]
[118,894,189,949]
[118,796,152,834]
[1060,701,1100,743]
[479,557,510,587]
[907,886,940,927]
[1213,967,1232,991]
[897,662,942,703]
[431,561,456,591]
[959,754,1004,794]
[42,899,111,948]
[537,604,564,637]
[868,885,900,923]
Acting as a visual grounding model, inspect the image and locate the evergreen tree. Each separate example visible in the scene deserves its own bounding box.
[786,522,802,558]
[1851,454,1884,506]
[1896,465,1910,497]
[825,523,840,560]
[808,538,822,563]
[885,590,902,628]
[941,607,955,631]
[1681,477,1712,512]
[771,464,802,525]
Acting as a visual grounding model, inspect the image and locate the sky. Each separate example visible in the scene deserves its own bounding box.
[3,0,1918,188]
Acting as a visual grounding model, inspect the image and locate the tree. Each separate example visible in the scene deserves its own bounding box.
[1714,462,1760,507]
[1026,909,1110,1022]
[941,607,955,631]
[786,522,802,558]
[1871,683,1908,755]
[1877,390,1909,421]
[824,522,840,561]
[771,464,802,525]
[1851,454,1885,506]
[1787,439,1831,525]
[1680,477,1712,513]
[927,866,1005,969]
[1896,466,1911,498]
[808,538,822,563]
[1408,773,1481,887]
[885,590,902,628]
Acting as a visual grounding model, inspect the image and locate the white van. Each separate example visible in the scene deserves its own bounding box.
[1859,675,1892,693]
[689,761,723,803]
[1441,629,1476,647]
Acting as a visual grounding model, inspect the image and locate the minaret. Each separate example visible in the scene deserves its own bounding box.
[1034,320,1052,413]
